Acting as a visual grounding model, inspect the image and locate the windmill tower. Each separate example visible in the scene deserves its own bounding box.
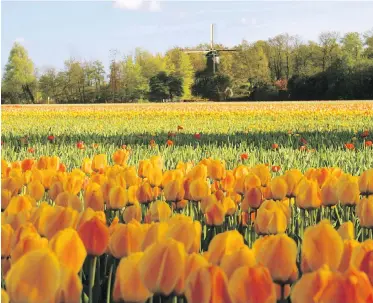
[184,24,237,74]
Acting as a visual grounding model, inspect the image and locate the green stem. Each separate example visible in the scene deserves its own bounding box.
[89,256,97,303]
[106,261,114,303]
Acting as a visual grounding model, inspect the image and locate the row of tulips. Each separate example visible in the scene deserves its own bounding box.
[1,152,373,303]
[2,216,373,303]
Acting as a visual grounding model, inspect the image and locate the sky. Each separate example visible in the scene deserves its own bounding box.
[1,0,373,75]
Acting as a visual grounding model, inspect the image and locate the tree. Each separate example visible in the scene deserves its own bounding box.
[149,72,183,102]
[341,32,363,63]
[318,31,341,71]
[192,70,232,101]
[2,42,36,103]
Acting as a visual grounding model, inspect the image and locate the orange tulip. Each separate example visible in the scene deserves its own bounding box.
[55,191,82,212]
[112,149,130,166]
[254,200,288,235]
[337,221,354,240]
[48,181,64,201]
[228,265,276,303]
[291,265,334,303]
[164,178,185,202]
[11,233,49,264]
[336,175,360,206]
[166,218,202,253]
[321,176,339,206]
[1,289,9,303]
[108,186,127,210]
[207,159,226,180]
[190,178,210,201]
[78,216,109,256]
[137,182,154,204]
[84,183,105,211]
[205,201,226,226]
[185,265,233,303]
[41,206,79,239]
[142,222,169,250]
[241,187,262,211]
[350,239,373,284]
[270,176,288,201]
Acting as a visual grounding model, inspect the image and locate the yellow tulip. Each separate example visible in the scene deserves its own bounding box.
[148,166,163,187]
[1,289,9,303]
[49,228,87,274]
[6,249,61,303]
[142,222,169,250]
[254,200,288,235]
[112,149,130,166]
[356,196,373,228]
[26,180,45,201]
[139,239,185,296]
[336,175,360,206]
[42,206,79,239]
[55,191,82,212]
[296,178,322,209]
[164,178,185,202]
[109,222,145,259]
[251,164,271,187]
[220,246,256,279]
[359,168,373,195]
[338,240,360,272]
[270,176,288,201]
[11,233,49,264]
[321,176,339,206]
[137,182,154,204]
[302,220,344,272]
[54,267,83,303]
[122,203,142,223]
[207,230,245,265]
[284,169,303,197]
[113,252,153,302]
[108,186,127,210]
[1,189,12,211]
[91,154,107,172]
[1,224,13,257]
[190,178,210,201]
[254,234,297,283]
[337,221,354,240]
[166,219,202,253]
[48,181,64,201]
[150,200,171,222]
[207,159,226,180]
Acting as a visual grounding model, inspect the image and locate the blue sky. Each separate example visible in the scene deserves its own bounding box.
[2,1,373,74]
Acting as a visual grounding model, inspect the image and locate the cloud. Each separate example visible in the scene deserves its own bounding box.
[149,0,161,11]
[113,0,161,11]
[240,17,247,25]
[15,37,25,43]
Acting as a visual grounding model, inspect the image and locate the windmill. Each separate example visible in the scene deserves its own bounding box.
[184,24,238,74]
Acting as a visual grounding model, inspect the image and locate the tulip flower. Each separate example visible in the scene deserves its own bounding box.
[108,186,127,210]
[290,265,334,303]
[350,239,373,284]
[84,183,105,211]
[190,178,210,201]
[78,216,109,256]
[55,267,83,303]
[1,224,13,258]
[112,149,130,166]
[113,253,153,303]
[228,265,276,303]
[207,159,226,180]
[254,234,297,283]
[150,200,171,222]
[254,200,288,235]
[109,222,145,259]
[11,233,49,264]
[270,176,288,201]
[49,228,87,274]
[164,178,185,202]
[296,178,322,209]
[205,201,226,226]
[137,182,154,204]
[357,196,373,228]
[122,203,142,223]
[142,222,169,251]
[359,168,373,196]
[241,187,262,211]
[220,246,256,279]
[251,164,271,187]
[338,240,360,272]
[185,265,233,303]
[6,249,61,303]
[337,221,354,240]
[48,181,64,201]
[321,176,339,206]
[302,220,344,272]
[139,239,185,296]
[1,289,9,303]
[207,230,245,265]
[166,219,202,253]
[336,175,360,206]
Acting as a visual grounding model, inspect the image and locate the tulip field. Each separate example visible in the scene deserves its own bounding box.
[1,101,373,303]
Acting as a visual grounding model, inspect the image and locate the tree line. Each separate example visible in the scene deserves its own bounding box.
[2,29,373,104]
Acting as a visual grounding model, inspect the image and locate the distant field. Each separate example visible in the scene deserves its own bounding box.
[2,101,373,173]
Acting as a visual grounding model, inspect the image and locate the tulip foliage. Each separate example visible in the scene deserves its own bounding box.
[1,150,373,303]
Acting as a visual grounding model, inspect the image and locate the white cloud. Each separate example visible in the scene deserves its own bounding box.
[113,0,144,10]
[15,37,25,43]
[149,0,161,11]
[113,0,161,11]
[240,17,247,25]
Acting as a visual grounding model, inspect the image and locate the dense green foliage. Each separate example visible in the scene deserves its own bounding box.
[2,29,373,103]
